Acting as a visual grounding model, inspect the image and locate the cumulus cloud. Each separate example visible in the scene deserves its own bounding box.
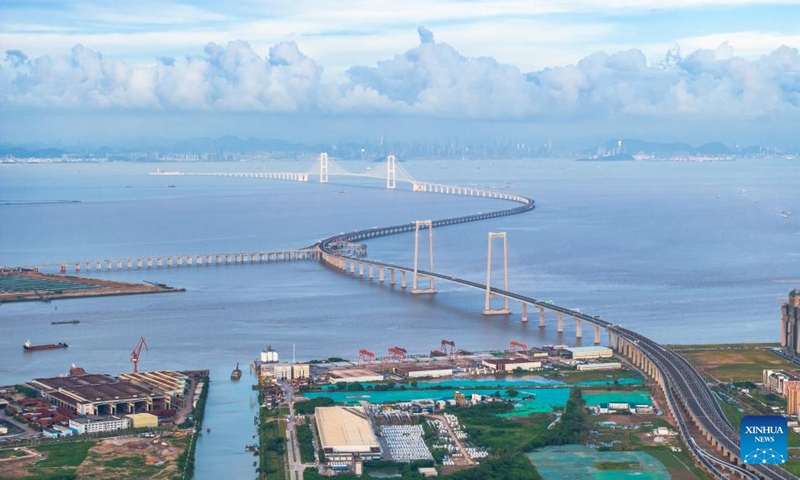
[1,32,799,121]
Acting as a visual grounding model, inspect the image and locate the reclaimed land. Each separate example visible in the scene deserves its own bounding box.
[0,270,184,304]
[670,343,792,383]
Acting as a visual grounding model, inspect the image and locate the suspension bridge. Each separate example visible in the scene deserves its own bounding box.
[7,153,795,479]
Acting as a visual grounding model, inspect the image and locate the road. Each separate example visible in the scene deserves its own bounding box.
[316,187,798,479]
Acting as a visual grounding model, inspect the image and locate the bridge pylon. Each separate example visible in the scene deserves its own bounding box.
[319,152,329,183]
[484,232,511,315]
[386,154,397,189]
[412,220,435,294]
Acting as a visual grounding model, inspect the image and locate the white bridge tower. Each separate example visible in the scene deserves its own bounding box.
[319,152,329,183]
[484,232,511,315]
[412,220,435,294]
[386,154,397,189]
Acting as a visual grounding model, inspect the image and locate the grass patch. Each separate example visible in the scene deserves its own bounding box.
[258,395,286,479]
[297,423,315,464]
[102,455,146,468]
[641,445,712,480]
[594,461,640,471]
[0,449,28,459]
[453,403,551,455]
[34,441,95,468]
[294,397,334,416]
[717,397,745,430]
[677,346,795,383]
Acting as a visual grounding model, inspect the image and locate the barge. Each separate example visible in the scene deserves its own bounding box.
[23,340,68,351]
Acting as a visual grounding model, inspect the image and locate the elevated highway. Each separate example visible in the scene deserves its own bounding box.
[315,189,795,480]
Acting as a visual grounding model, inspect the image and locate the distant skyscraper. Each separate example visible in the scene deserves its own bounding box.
[780,290,800,356]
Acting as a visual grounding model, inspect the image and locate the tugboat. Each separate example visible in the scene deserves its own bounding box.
[231,362,242,381]
[23,340,68,351]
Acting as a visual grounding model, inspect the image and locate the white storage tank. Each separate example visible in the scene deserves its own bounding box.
[260,345,279,363]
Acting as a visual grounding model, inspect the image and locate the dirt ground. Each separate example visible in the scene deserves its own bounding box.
[0,433,190,480]
[76,433,189,479]
[0,448,41,478]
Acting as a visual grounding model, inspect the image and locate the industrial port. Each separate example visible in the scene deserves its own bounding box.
[251,341,678,478]
[0,335,210,479]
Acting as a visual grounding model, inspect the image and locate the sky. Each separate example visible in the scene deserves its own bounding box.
[1,1,799,147]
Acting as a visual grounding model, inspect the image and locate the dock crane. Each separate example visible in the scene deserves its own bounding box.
[509,340,528,355]
[388,346,407,363]
[358,349,375,364]
[130,336,149,373]
[441,339,456,358]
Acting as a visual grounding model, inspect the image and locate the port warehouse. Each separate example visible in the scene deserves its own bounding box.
[28,372,185,415]
[315,406,382,474]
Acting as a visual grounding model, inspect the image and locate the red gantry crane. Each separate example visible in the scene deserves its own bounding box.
[131,336,149,373]
[358,348,375,364]
[441,339,456,358]
[509,340,528,355]
[388,346,407,363]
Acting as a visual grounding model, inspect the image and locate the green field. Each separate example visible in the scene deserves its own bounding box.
[13,441,97,480]
[0,274,100,293]
[675,345,795,383]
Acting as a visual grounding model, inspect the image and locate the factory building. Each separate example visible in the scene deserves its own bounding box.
[263,363,309,381]
[118,371,187,398]
[30,374,170,416]
[315,406,381,475]
[565,346,614,360]
[69,415,131,434]
[126,412,159,429]
[781,290,800,357]
[393,365,453,379]
[482,358,541,373]
[328,369,384,384]
[576,362,622,371]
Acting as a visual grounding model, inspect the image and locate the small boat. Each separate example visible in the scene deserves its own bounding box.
[165,184,176,188]
[51,320,80,325]
[23,340,68,351]
[231,362,242,381]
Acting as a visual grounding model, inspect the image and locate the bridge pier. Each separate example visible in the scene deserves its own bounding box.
[350,261,355,274]
[538,306,545,328]
[137,259,143,269]
[359,262,364,277]
[557,312,563,333]
[147,258,153,269]
[390,269,396,285]
[594,326,600,345]
[379,266,385,283]
[401,271,406,289]
[369,265,374,280]
[521,303,528,322]
[575,318,582,338]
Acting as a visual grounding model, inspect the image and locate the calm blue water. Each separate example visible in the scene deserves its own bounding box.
[1,158,798,478]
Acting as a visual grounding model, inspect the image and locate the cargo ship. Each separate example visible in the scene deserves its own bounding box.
[23,340,68,351]
[231,362,242,381]
[51,320,80,325]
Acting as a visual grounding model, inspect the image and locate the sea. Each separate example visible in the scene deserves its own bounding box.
[1,157,798,478]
